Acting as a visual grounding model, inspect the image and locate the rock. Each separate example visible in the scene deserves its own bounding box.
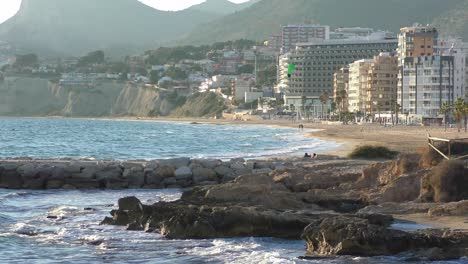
[214,166,234,178]
[72,165,98,179]
[105,178,128,189]
[428,200,468,216]
[230,158,245,164]
[175,166,192,180]
[253,168,272,174]
[123,167,144,188]
[0,167,22,189]
[154,166,175,179]
[162,177,177,186]
[369,172,423,204]
[145,160,159,169]
[230,163,246,170]
[195,181,218,186]
[118,196,143,212]
[254,162,271,169]
[64,178,99,189]
[198,159,222,169]
[192,168,217,183]
[144,169,162,185]
[301,215,467,257]
[46,179,64,189]
[95,166,123,181]
[158,158,190,169]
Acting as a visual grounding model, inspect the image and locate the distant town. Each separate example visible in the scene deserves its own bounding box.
[0,23,467,126]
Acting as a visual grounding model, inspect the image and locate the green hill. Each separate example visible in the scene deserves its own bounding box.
[181,0,468,44]
[0,0,226,56]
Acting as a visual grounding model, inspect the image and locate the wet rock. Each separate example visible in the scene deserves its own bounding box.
[175,166,192,180]
[105,178,128,189]
[301,215,467,257]
[198,159,222,169]
[252,168,272,174]
[64,178,99,189]
[118,196,143,212]
[72,165,99,180]
[46,179,64,189]
[159,158,190,169]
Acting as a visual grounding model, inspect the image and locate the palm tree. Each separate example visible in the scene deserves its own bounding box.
[439,102,451,132]
[320,91,329,120]
[452,98,466,133]
[395,103,401,126]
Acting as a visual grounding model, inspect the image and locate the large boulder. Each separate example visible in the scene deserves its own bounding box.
[175,166,192,180]
[428,200,468,216]
[154,166,175,179]
[192,168,217,183]
[95,166,123,181]
[123,167,145,188]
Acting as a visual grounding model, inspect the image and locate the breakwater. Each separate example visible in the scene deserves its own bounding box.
[0,158,285,189]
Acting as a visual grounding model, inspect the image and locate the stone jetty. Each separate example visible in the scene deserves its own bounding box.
[0,157,286,190]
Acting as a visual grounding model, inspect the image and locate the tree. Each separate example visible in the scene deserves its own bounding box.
[164,66,187,80]
[452,98,466,133]
[319,91,329,120]
[78,50,105,66]
[238,64,254,74]
[13,53,38,68]
[439,102,451,132]
[149,70,160,84]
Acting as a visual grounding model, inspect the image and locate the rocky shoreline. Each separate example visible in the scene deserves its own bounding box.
[100,150,467,261]
[0,157,292,190]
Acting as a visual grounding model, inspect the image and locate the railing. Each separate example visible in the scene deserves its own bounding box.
[427,134,468,160]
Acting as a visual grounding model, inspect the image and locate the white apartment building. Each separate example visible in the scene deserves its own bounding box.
[348,59,372,113]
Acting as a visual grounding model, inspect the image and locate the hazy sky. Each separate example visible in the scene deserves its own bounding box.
[0,0,251,23]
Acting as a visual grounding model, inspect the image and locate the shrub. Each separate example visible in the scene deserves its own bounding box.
[420,141,468,168]
[430,160,467,202]
[348,145,399,160]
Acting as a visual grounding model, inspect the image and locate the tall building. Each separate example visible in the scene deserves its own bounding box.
[397,25,438,59]
[348,59,372,113]
[280,38,397,109]
[397,26,466,120]
[333,66,349,112]
[268,35,282,51]
[398,56,455,118]
[281,24,330,53]
[365,53,399,114]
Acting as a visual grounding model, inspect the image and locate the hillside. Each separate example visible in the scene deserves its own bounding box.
[0,0,222,56]
[182,0,468,44]
[188,0,260,15]
[0,77,225,118]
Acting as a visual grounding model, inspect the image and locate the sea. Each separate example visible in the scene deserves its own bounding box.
[0,118,466,263]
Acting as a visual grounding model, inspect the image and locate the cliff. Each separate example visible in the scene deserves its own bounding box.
[0,77,224,117]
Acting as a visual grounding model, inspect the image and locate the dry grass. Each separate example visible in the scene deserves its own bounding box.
[430,160,467,203]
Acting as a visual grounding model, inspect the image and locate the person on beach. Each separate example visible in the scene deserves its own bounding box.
[312,153,317,159]
[304,153,311,158]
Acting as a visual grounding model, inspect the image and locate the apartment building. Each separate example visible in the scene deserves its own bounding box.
[348,59,372,113]
[281,38,397,108]
[333,66,350,112]
[281,24,330,53]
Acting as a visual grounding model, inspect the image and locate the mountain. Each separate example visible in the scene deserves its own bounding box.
[188,0,259,15]
[181,0,468,44]
[0,0,223,56]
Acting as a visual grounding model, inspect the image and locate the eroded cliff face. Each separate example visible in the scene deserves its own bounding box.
[0,77,219,117]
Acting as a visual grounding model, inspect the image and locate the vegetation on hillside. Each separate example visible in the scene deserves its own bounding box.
[182,0,468,44]
[171,92,226,118]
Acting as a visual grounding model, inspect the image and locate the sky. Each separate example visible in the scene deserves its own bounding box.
[0,0,251,23]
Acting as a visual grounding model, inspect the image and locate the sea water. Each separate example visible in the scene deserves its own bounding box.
[0,118,465,263]
[0,118,339,160]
